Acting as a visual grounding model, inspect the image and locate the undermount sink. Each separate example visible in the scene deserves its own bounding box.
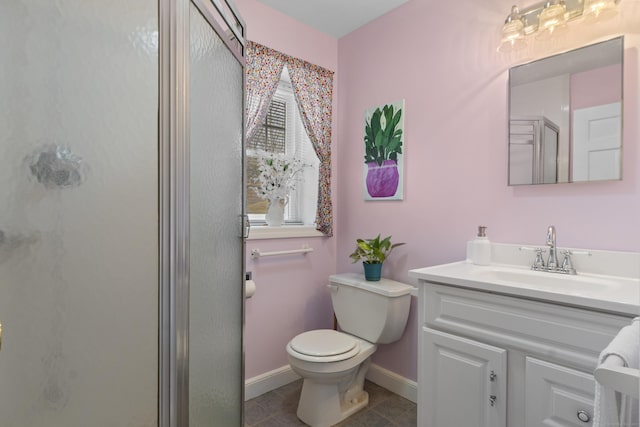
[472,266,627,295]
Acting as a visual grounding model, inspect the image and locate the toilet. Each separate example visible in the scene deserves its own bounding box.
[286,273,413,426]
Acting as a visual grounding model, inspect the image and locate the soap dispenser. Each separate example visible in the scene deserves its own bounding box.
[471,226,491,266]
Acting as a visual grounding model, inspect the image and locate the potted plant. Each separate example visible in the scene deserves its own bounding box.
[349,234,405,281]
[364,104,403,197]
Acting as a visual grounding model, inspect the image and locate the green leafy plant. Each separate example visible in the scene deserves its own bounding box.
[349,234,405,264]
[364,104,403,166]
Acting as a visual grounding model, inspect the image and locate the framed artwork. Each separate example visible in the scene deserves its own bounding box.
[363,100,405,200]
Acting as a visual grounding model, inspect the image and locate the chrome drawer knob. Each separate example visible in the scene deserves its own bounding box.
[577,410,590,423]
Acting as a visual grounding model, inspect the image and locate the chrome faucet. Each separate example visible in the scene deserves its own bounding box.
[546,225,559,269]
[521,226,586,275]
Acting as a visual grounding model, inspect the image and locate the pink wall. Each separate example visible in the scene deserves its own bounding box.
[235,0,339,379]
[337,1,640,381]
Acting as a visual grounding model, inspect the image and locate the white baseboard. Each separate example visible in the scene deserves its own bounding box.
[244,365,300,401]
[244,363,417,403]
[366,363,417,403]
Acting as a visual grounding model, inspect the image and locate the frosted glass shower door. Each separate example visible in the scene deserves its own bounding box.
[0,1,159,426]
[188,2,245,425]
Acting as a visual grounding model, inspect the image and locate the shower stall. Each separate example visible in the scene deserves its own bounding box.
[0,0,245,425]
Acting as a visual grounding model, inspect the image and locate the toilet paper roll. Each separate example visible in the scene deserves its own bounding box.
[245,279,256,298]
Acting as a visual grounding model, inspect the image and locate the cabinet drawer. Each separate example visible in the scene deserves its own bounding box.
[525,357,595,427]
[424,283,631,369]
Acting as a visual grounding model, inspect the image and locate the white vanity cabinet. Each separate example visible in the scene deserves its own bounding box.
[415,281,635,427]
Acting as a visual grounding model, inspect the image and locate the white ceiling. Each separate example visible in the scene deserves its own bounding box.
[256,0,410,39]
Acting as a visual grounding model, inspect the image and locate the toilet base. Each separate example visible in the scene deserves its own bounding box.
[295,358,371,427]
[297,381,369,427]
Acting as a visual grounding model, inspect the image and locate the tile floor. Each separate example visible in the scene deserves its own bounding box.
[244,379,417,426]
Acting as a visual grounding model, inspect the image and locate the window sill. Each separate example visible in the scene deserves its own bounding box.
[247,225,325,240]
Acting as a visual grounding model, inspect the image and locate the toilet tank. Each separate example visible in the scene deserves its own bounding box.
[329,273,414,344]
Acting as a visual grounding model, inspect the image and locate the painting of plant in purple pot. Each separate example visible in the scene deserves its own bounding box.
[363,100,404,200]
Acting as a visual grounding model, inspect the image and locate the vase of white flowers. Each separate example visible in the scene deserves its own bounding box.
[254,151,307,227]
[265,197,286,227]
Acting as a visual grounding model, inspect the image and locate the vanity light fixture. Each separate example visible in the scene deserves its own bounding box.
[498,0,621,52]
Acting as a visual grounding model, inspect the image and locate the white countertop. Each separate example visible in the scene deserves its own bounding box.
[409,260,640,316]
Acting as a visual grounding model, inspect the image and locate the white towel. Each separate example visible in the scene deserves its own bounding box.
[594,318,640,427]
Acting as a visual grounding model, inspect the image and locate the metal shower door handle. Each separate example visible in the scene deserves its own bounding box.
[241,214,250,239]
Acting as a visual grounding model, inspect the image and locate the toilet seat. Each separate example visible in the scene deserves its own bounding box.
[288,330,360,362]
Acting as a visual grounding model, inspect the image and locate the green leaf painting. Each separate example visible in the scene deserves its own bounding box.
[364,103,404,166]
[363,100,405,201]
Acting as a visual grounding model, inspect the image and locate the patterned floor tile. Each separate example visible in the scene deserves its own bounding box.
[245,380,416,426]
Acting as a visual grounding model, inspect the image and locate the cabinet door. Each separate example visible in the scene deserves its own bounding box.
[525,357,596,427]
[422,327,507,427]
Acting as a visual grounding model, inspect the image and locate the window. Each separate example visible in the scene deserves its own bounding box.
[246,67,319,226]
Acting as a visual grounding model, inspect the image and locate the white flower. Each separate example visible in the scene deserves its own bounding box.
[253,150,308,203]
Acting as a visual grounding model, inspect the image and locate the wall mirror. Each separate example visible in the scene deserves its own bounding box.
[508,36,623,186]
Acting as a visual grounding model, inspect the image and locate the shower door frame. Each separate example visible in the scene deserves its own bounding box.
[158,0,246,426]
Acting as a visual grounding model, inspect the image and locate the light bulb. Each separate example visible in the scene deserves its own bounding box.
[502,19,524,42]
[583,0,617,20]
[539,1,567,30]
[499,5,527,52]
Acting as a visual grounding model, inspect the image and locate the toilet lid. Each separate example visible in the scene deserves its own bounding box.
[289,330,358,358]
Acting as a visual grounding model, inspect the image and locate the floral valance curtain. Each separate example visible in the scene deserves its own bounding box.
[245,43,286,143]
[246,41,334,236]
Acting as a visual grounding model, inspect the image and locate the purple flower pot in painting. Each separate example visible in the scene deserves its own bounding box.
[366,160,399,197]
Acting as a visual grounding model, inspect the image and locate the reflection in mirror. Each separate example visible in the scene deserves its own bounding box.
[508,36,623,185]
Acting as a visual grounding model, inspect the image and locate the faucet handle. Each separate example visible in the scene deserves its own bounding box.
[532,248,546,270]
[519,246,547,270]
[560,250,577,275]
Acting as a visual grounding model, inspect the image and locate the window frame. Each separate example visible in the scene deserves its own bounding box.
[246,71,319,230]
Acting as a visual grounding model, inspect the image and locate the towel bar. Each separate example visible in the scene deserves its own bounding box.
[251,245,313,259]
[594,355,640,399]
